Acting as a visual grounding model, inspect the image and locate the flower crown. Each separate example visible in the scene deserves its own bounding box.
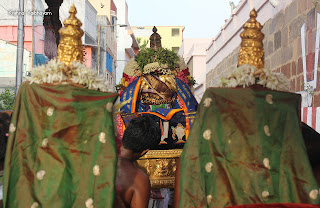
[118,47,196,90]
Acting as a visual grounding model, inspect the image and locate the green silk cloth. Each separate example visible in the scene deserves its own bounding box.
[3,82,118,208]
[179,86,320,207]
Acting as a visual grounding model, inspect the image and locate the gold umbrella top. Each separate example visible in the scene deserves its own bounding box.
[149,26,162,50]
[238,9,265,76]
[57,4,84,66]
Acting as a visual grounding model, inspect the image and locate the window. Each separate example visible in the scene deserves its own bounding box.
[172,47,179,53]
[172,28,180,37]
[106,52,113,73]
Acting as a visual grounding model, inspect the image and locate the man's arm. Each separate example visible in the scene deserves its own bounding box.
[173,158,181,208]
[130,171,150,208]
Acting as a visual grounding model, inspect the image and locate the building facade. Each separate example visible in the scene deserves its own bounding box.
[0,0,46,91]
[206,0,292,85]
[0,40,30,92]
[179,38,211,102]
[114,0,139,85]
[88,0,118,90]
[206,0,320,131]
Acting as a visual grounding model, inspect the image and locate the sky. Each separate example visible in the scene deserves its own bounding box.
[126,0,241,39]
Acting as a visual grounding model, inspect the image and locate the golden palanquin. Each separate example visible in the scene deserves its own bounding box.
[118,75,197,188]
[137,149,182,188]
[117,27,198,188]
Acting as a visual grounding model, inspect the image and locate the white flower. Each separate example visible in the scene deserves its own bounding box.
[263,158,271,169]
[9,123,16,132]
[203,129,212,140]
[309,189,319,200]
[41,138,48,148]
[124,58,139,76]
[262,190,269,198]
[106,102,113,112]
[85,198,94,208]
[93,165,100,176]
[266,94,273,104]
[99,132,106,143]
[207,195,213,204]
[26,59,67,84]
[203,98,212,107]
[36,170,46,180]
[264,125,271,136]
[31,202,39,208]
[229,78,238,87]
[47,107,54,116]
[213,65,290,91]
[27,59,109,92]
[143,62,161,74]
[205,162,213,173]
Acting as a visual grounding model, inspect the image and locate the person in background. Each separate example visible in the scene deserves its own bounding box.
[0,111,12,205]
[114,115,161,208]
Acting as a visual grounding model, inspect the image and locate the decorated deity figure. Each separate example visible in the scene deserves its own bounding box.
[116,26,198,206]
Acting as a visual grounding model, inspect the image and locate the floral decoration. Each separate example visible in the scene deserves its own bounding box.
[214,65,290,91]
[26,59,109,92]
[117,48,196,91]
[177,67,195,86]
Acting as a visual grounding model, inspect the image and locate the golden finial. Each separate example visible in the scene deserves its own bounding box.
[238,9,265,77]
[150,26,162,50]
[57,4,84,66]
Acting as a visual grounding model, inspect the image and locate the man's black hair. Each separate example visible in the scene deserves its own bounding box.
[122,115,161,153]
[0,112,11,161]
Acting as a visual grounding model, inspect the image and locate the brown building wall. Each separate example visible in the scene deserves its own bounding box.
[206,0,320,107]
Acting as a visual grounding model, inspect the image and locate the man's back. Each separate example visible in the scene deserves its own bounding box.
[114,158,150,208]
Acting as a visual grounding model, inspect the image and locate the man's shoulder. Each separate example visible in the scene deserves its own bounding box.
[134,167,150,187]
[135,167,149,181]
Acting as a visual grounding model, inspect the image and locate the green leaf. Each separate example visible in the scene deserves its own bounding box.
[0,88,15,110]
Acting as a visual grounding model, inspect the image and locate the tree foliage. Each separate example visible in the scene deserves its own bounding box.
[0,88,15,110]
[137,37,149,50]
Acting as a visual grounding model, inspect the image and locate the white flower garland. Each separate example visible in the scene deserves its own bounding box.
[214,65,290,91]
[26,59,109,92]
[142,62,172,75]
[123,58,139,76]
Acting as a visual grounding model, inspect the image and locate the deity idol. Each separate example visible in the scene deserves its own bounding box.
[116,27,198,201]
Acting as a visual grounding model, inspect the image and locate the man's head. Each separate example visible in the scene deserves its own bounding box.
[122,115,161,155]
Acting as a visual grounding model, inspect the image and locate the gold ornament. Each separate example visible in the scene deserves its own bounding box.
[140,74,177,105]
[57,4,84,66]
[238,9,265,77]
[137,149,182,188]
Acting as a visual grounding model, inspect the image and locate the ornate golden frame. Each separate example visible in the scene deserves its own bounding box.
[137,149,182,189]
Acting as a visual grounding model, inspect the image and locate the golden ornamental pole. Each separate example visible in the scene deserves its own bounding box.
[57,4,84,67]
[237,9,265,77]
